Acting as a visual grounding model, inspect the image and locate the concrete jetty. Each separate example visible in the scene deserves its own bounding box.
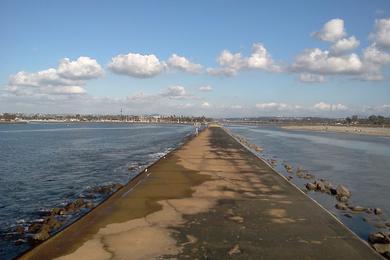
[21,126,381,259]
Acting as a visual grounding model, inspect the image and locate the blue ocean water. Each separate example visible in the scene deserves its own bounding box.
[0,123,194,259]
[226,124,390,241]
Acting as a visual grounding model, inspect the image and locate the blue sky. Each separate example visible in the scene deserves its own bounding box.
[1,0,390,117]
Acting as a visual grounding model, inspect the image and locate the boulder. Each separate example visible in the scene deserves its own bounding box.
[28,223,42,233]
[335,203,348,210]
[50,207,62,216]
[374,208,383,215]
[329,187,337,195]
[43,216,62,230]
[336,185,351,198]
[368,232,390,244]
[337,196,349,202]
[32,230,49,241]
[14,225,25,235]
[315,181,326,192]
[305,183,316,191]
[14,239,26,246]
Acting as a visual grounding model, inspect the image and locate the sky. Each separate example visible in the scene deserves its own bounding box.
[1,0,390,118]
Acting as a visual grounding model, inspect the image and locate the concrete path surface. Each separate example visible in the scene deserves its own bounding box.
[20,126,381,259]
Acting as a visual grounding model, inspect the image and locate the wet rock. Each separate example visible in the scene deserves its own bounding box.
[255,146,263,152]
[287,176,293,181]
[64,198,85,213]
[368,232,390,244]
[386,223,390,228]
[86,202,95,209]
[337,196,349,203]
[336,185,351,198]
[14,225,25,235]
[305,183,316,191]
[50,207,62,216]
[284,164,293,173]
[374,208,383,215]
[28,223,42,233]
[14,239,26,246]
[228,244,241,256]
[344,213,352,218]
[330,187,337,195]
[315,181,326,192]
[32,230,50,241]
[335,203,348,210]
[127,165,138,171]
[366,208,373,214]
[43,216,62,230]
[349,206,366,212]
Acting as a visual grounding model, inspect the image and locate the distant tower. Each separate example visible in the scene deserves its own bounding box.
[120,108,123,121]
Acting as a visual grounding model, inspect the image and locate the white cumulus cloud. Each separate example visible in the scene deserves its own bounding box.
[313,18,346,42]
[199,85,213,92]
[160,85,192,99]
[5,57,102,96]
[370,18,390,48]
[292,48,362,75]
[167,54,203,73]
[207,43,281,76]
[57,56,103,80]
[108,52,166,78]
[331,36,360,54]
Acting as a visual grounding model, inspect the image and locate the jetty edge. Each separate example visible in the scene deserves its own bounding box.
[20,125,381,259]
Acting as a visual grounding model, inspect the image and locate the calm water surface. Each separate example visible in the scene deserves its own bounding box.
[226,124,390,240]
[0,123,193,259]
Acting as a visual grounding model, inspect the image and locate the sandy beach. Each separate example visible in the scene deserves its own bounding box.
[282,125,390,137]
[20,126,381,259]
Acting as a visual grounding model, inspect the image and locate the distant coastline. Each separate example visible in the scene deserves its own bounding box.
[282,125,390,137]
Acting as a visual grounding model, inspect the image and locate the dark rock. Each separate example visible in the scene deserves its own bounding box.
[306,183,316,191]
[315,181,326,192]
[51,207,62,215]
[374,208,383,215]
[335,203,348,210]
[14,225,25,235]
[43,216,62,230]
[368,232,390,244]
[86,202,95,209]
[330,187,337,195]
[32,230,49,241]
[336,185,351,198]
[14,239,26,246]
[344,213,352,218]
[28,223,42,233]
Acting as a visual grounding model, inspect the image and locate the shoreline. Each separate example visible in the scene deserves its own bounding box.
[282,125,390,137]
[20,126,382,259]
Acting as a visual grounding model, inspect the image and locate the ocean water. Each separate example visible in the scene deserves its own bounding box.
[0,123,194,259]
[226,124,390,241]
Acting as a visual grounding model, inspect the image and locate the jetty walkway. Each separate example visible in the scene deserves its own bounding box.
[21,126,380,259]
